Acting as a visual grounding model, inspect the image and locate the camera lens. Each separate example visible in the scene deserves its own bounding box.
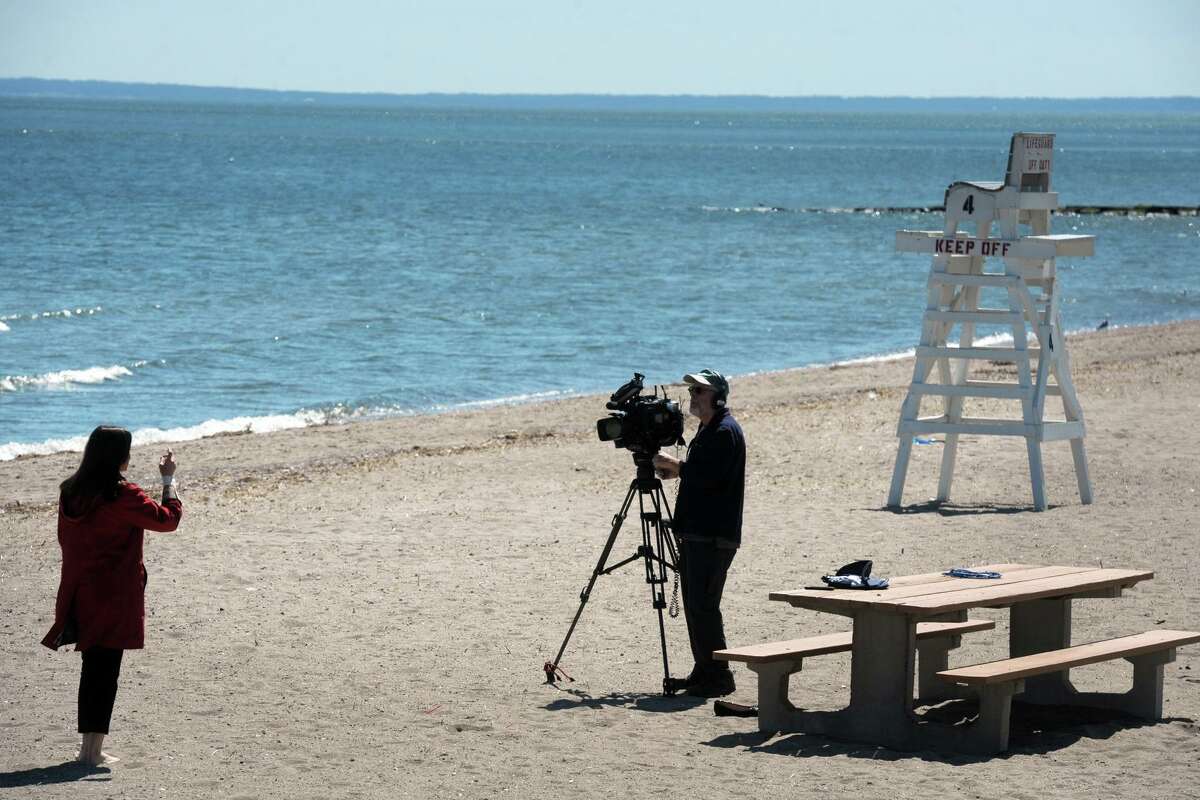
[597,416,624,442]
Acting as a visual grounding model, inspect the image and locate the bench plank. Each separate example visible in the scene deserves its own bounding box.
[716,618,995,664]
[938,630,1200,685]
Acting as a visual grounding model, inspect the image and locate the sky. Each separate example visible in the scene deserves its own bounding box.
[1,0,1198,97]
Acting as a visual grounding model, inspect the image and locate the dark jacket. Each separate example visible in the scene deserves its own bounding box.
[42,482,183,652]
[673,408,745,548]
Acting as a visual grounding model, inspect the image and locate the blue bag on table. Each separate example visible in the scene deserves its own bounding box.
[944,567,1002,579]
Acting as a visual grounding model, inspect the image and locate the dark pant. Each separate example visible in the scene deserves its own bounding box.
[78,647,123,734]
[679,539,737,680]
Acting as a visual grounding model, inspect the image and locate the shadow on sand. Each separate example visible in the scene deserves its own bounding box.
[0,760,112,788]
[542,685,707,713]
[879,500,1044,516]
[702,699,1180,763]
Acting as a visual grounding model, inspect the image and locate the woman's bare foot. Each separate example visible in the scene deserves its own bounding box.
[76,752,119,767]
[77,733,95,764]
[77,733,119,766]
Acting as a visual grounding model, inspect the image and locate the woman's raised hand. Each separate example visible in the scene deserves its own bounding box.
[158,449,177,477]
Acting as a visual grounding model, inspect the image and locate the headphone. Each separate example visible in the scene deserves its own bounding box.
[707,370,729,408]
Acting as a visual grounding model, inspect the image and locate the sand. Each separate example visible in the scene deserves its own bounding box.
[2,320,1199,799]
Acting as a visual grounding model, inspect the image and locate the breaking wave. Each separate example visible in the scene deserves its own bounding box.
[0,362,146,393]
[0,409,332,461]
[0,387,588,461]
[0,306,105,325]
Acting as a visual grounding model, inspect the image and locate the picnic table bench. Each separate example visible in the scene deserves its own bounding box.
[715,618,994,728]
[938,629,1200,753]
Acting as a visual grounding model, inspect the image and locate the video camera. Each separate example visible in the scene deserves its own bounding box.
[596,373,684,455]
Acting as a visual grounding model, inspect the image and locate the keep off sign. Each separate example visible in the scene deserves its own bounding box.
[934,237,1013,256]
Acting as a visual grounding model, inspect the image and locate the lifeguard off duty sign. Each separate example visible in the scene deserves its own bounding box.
[1009,132,1054,191]
[1020,134,1053,173]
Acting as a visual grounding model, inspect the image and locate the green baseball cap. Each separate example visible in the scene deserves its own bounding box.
[682,369,729,398]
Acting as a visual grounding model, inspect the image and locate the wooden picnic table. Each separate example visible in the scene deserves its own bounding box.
[766,563,1154,750]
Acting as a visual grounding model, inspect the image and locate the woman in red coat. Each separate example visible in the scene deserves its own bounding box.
[41,426,184,767]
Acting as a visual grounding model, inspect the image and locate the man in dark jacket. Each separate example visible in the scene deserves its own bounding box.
[652,369,745,697]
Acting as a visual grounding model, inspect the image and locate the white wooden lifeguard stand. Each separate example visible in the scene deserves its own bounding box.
[887,132,1094,511]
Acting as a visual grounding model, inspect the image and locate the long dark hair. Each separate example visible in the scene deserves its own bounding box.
[60,426,132,517]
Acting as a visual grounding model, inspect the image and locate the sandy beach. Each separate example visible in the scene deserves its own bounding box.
[3,320,1199,799]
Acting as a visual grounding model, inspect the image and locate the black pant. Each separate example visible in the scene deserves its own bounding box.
[78,647,123,734]
[679,539,736,679]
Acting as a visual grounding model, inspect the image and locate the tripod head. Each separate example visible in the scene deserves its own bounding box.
[632,451,659,485]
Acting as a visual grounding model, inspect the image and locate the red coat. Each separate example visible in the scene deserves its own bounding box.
[42,482,183,652]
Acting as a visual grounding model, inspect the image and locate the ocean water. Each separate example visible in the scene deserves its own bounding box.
[2,98,1198,459]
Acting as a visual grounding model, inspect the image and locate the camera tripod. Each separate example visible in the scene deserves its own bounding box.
[543,452,684,696]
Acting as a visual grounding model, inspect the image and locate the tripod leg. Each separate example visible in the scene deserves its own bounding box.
[654,484,679,569]
[544,480,639,683]
[635,487,676,695]
[642,482,689,696]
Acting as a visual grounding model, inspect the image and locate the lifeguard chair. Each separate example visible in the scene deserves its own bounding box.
[887,133,1094,511]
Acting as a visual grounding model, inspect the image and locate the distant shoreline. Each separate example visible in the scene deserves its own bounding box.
[2,77,1198,113]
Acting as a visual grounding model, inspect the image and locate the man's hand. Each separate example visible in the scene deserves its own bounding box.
[158,449,177,477]
[652,453,681,479]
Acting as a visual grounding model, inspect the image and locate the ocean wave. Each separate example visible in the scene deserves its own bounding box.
[700,204,789,214]
[0,320,8,332]
[0,409,333,461]
[128,411,332,447]
[0,389,588,462]
[297,389,581,422]
[0,434,94,462]
[319,389,582,419]
[0,306,104,325]
[432,388,580,411]
[0,362,146,393]
[732,346,916,376]
[826,348,917,367]
[740,331,1033,378]
[822,332,1020,367]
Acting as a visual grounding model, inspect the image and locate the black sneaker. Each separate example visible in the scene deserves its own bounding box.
[664,666,706,695]
[687,672,736,698]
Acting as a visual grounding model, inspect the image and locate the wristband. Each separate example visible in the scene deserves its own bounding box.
[161,475,176,487]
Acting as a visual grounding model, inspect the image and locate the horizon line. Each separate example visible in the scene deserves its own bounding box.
[2,76,1198,102]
